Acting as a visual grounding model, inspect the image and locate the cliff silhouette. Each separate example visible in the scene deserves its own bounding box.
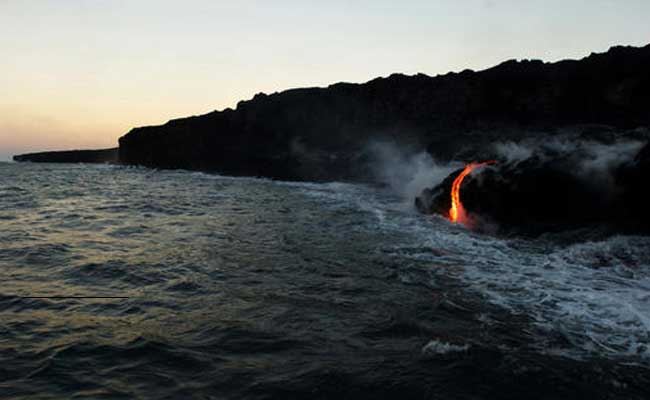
[14,44,650,178]
[117,44,650,181]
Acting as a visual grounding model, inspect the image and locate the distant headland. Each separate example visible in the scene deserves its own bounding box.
[13,148,118,164]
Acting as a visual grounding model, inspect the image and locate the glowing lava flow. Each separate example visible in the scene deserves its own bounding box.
[449,161,496,223]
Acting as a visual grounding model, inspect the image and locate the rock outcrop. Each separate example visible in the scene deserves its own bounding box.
[13,148,119,164]
[415,139,650,235]
[118,44,650,181]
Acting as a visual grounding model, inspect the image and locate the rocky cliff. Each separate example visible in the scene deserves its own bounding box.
[118,44,650,181]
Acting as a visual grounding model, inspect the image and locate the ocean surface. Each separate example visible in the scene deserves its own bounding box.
[1,162,650,399]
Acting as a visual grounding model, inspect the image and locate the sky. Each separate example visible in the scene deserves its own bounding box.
[1,0,650,161]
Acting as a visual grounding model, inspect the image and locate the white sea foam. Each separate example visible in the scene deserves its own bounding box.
[299,180,650,363]
[422,340,470,355]
[423,228,650,361]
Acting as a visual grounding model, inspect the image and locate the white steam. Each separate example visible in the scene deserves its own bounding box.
[365,135,646,212]
[366,141,459,202]
[494,137,645,187]
[493,141,533,163]
[577,140,644,176]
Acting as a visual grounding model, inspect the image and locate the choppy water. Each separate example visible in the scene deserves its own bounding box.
[1,162,650,399]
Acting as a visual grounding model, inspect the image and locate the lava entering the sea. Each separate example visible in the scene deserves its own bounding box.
[449,161,496,223]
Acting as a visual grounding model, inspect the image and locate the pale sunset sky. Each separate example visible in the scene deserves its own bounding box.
[1,0,649,160]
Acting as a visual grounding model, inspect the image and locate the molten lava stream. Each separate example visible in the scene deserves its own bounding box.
[449,161,496,224]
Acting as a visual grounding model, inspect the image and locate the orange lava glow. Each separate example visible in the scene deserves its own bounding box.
[449,161,496,223]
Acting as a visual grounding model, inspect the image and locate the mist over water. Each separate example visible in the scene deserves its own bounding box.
[366,141,460,202]
[1,162,650,399]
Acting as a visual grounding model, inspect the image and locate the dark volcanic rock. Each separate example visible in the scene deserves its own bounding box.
[13,148,118,164]
[416,141,650,235]
[118,44,650,181]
